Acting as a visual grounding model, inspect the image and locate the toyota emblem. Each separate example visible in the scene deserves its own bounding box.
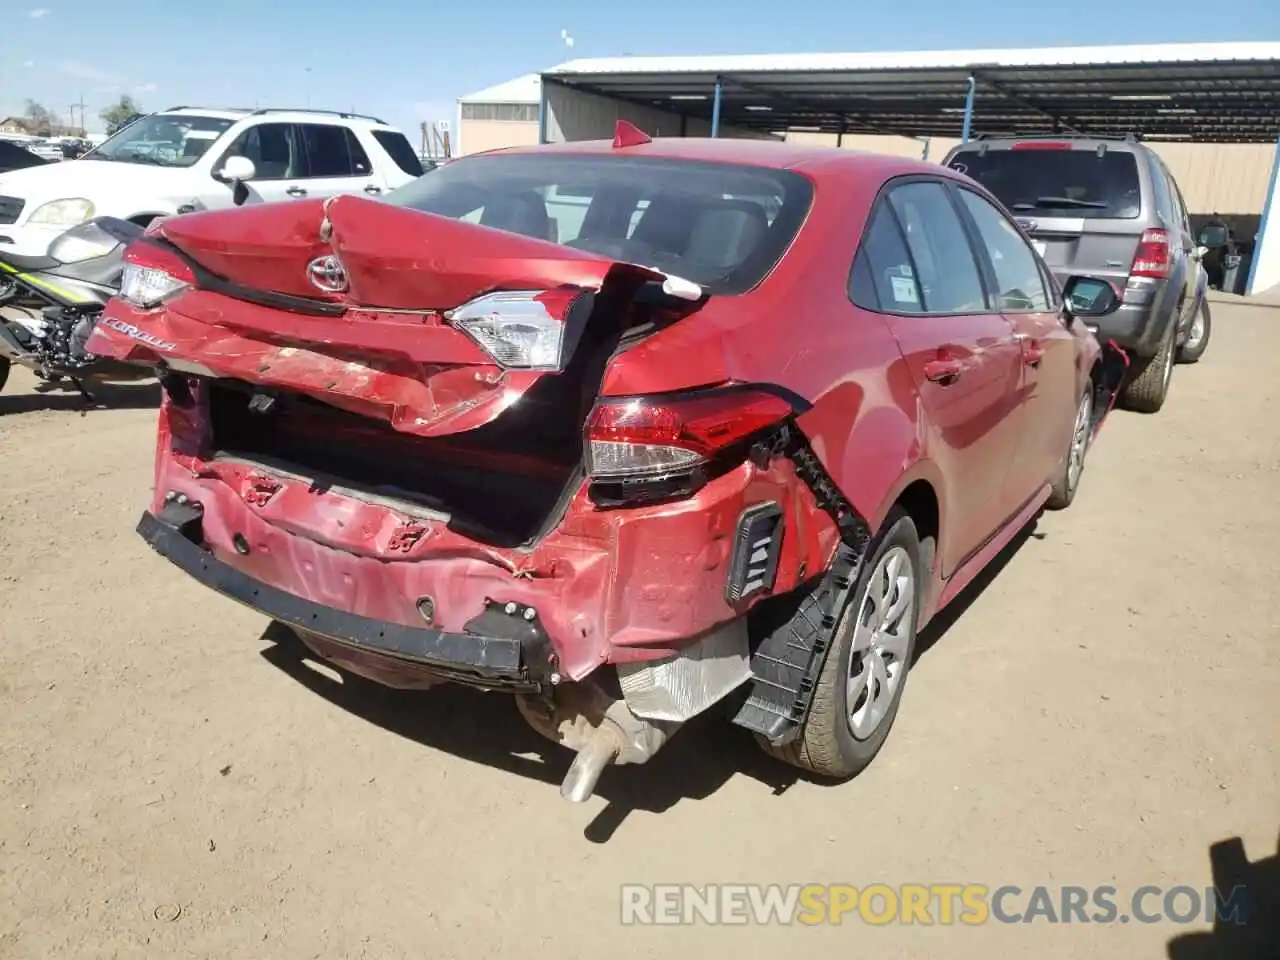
[307,254,348,293]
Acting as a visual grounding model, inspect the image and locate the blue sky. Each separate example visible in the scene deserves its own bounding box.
[2,0,1277,138]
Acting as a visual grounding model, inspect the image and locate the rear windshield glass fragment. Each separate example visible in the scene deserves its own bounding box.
[382,154,814,294]
[948,149,1142,220]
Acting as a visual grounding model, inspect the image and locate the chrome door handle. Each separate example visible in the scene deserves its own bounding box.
[286,185,307,198]
[363,184,383,195]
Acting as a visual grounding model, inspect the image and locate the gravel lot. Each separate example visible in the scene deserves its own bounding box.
[1,297,1276,959]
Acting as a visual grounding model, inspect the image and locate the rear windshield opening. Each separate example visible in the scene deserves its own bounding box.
[381,153,814,295]
[948,148,1142,220]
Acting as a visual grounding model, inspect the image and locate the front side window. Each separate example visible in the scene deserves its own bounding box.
[83,114,235,168]
[887,181,987,314]
[956,188,1051,311]
[382,153,814,294]
[220,123,300,180]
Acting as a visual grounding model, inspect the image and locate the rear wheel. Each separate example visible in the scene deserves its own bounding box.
[1047,388,1093,510]
[1177,299,1211,364]
[1119,321,1175,414]
[758,509,921,779]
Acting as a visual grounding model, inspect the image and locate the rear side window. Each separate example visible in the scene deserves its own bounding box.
[383,153,813,295]
[298,123,372,177]
[887,182,987,314]
[372,130,425,177]
[850,204,924,313]
[947,146,1142,220]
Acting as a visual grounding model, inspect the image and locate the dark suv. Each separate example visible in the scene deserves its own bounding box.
[943,135,1210,412]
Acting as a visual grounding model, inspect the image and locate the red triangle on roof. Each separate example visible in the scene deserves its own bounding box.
[613,120,652,149]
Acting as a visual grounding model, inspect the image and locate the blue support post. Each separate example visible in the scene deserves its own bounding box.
[1245,132,1280,296]
[960,75,977,144]
[711,76,723,138]
[537,76,550,145]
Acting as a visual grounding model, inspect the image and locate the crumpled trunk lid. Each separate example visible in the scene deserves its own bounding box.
[88,195,664,437]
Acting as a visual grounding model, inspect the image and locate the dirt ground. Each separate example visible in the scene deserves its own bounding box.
[1,298,1277,960]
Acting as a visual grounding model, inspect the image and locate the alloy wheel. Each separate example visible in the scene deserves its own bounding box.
[847,545,915,741]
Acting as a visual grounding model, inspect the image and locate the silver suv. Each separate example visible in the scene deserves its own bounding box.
[942,135,1211,413]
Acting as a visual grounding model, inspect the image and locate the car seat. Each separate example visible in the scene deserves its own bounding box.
[683,199,769,270]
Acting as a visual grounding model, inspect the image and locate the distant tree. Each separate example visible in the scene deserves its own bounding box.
[23,99,59,136]
[100,96,143,136]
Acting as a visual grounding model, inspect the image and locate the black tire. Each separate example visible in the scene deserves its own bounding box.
[1176,299,1211,365]
[758,509,923,779]
[0,357,9,395]
[1119,320,1175,414]
[1046,388,1093,510]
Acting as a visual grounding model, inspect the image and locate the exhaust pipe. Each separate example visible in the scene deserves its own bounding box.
[516,682,680,804]
[560,728,621,803]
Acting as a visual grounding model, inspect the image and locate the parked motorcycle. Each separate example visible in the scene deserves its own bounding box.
[0,216,152,398]
[0,160,259,399]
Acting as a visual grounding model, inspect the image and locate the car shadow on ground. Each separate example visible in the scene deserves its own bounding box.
[0,379,160,415]
[258,513,1044,842]
[1165,832,1280,960]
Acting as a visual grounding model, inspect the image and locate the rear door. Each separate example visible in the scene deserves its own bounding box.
[953,184,1079,503]
[851,179,1025,577]
[296,122,383,200]
[946,141,1146,291]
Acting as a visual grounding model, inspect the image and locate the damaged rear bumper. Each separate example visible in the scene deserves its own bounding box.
[137,504,550,690]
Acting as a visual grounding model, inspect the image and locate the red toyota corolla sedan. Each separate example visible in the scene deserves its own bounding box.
[88,125,1128,802]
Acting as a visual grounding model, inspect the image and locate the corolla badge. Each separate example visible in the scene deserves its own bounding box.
[307,254,348,293]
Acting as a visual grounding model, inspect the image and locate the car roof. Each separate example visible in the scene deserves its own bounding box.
[479,136,941,177]
[948,135,1148,153]
[155,107,401,130]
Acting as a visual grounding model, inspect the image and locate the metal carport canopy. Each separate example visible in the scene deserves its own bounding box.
[540,42,1280,143]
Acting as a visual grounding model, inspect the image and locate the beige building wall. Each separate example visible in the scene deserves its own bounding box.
[784,131,1275,216]
[458,119,540,156]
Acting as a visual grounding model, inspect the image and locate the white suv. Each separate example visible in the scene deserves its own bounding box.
[0,107,425,258]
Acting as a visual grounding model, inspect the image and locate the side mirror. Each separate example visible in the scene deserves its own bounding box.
[1061,276,1121,320]
[217,155,256,183]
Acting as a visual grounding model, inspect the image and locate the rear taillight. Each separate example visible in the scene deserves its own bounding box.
[1130,228,1171,279]
[448,288,586,371]
[119,241,196,309]
[585,388,796,506]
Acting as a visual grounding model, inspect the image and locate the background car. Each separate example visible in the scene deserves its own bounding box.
[0,138,50,173]
[943,134,1211,411]
[88,134,1124,799]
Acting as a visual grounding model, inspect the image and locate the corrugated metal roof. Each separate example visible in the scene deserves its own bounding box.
[459,73,542,104]
[545,42,1280,76]
[534,41,1280,143]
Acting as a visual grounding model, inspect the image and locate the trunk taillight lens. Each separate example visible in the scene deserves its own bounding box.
[585,389,796,503]
[119,241,196,309]
[448,289,578,371]
[1130,228,1172,279]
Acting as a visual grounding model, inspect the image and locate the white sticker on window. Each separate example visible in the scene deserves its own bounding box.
[891,275,919,304]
